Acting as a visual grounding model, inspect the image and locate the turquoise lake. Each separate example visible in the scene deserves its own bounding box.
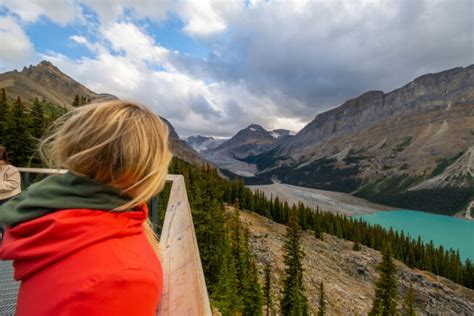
[355,210,474,262]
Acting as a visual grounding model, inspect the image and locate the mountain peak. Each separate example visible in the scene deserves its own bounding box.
[21,60,59,74]
[246,124,266,131]
[0,60,100,108]
[38,60,55,68]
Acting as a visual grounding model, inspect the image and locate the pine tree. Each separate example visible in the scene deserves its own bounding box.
[242,257,263,316]
[72,95,80,107]
[317,281,326,316]
[264,263,273,316]
[31,97,45,139]
[314,221,323,240]
[211,239,242,315]
[402,284,416,316]
[369,245,399,316]
[352,224,362,251]
[5,96,33,166]
[0,88,8,142]
[280,212,308,316]
[406,248,416,268]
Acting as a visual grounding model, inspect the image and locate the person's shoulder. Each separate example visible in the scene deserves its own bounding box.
[5,164,20,174]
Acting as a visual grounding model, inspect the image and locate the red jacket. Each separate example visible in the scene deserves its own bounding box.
[0,205,162,315]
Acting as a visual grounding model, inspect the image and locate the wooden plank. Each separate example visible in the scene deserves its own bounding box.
[17,168,178,182]
[157,175,212,316]
[17,167,67,174]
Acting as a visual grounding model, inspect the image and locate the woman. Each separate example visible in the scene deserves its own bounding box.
[0,146,21,206]
[0,101,172,315]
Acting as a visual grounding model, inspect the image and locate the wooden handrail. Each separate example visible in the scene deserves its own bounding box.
[157,175,212,315]
[15,168,211,316]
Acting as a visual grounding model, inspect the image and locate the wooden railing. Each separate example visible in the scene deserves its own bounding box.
[17,168,212,316]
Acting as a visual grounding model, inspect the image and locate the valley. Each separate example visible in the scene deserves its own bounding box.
[198,65,474,217]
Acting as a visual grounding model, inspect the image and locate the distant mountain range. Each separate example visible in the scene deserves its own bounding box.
[236,66,474,215]
[0,61,208,167]
[195,124,294,177]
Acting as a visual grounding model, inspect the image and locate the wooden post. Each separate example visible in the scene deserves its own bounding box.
[22,172,30,189]
[150,196,158,232]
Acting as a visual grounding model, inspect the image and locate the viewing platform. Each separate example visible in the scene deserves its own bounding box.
[0,168,211,315]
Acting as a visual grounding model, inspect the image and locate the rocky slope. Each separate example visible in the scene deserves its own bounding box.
[235,207,474,315]
[203,125,293,176]
[0,61,114,109]
[248,66,474,214]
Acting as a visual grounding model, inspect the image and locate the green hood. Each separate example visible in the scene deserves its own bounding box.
[0,172,132,227]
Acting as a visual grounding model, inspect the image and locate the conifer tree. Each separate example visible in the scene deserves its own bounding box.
[314,221,323,240]
[0,88,8,142]
[280,212,308,316]
[31,97,45,139]
[263,263,273,316]
[406,248,416,268]
[369,245,399,316]
[72,95,80,107]
[211,240,242,315]
[317,281,326,316]
[228,208,262,316]
[402,284,416,316]
[352,224,362,251]
[242,258,263,316]
[5,96,33,166]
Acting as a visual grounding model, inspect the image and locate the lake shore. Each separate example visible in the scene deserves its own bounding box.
[247,183,394,216]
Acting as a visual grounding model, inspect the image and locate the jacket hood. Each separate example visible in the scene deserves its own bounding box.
[0,172,132,226]
[0,205,149,281]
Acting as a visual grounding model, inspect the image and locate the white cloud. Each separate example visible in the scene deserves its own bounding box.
[0,0,83,25]
[0,16,35,69]
[101,22,169,65]
[178,1,228,37]
[81,0,171,24]
[1,0,472,137]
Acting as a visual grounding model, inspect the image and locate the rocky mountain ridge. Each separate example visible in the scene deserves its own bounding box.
[243,65,474,215]
[202,124,294,176]
[0,61,115,109]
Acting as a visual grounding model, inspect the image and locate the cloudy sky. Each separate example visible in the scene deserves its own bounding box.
[0,0,472,137]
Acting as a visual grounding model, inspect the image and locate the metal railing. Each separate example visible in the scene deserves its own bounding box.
[3,168,212,316]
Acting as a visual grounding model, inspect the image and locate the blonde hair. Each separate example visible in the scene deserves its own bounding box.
[40,100,172,256]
